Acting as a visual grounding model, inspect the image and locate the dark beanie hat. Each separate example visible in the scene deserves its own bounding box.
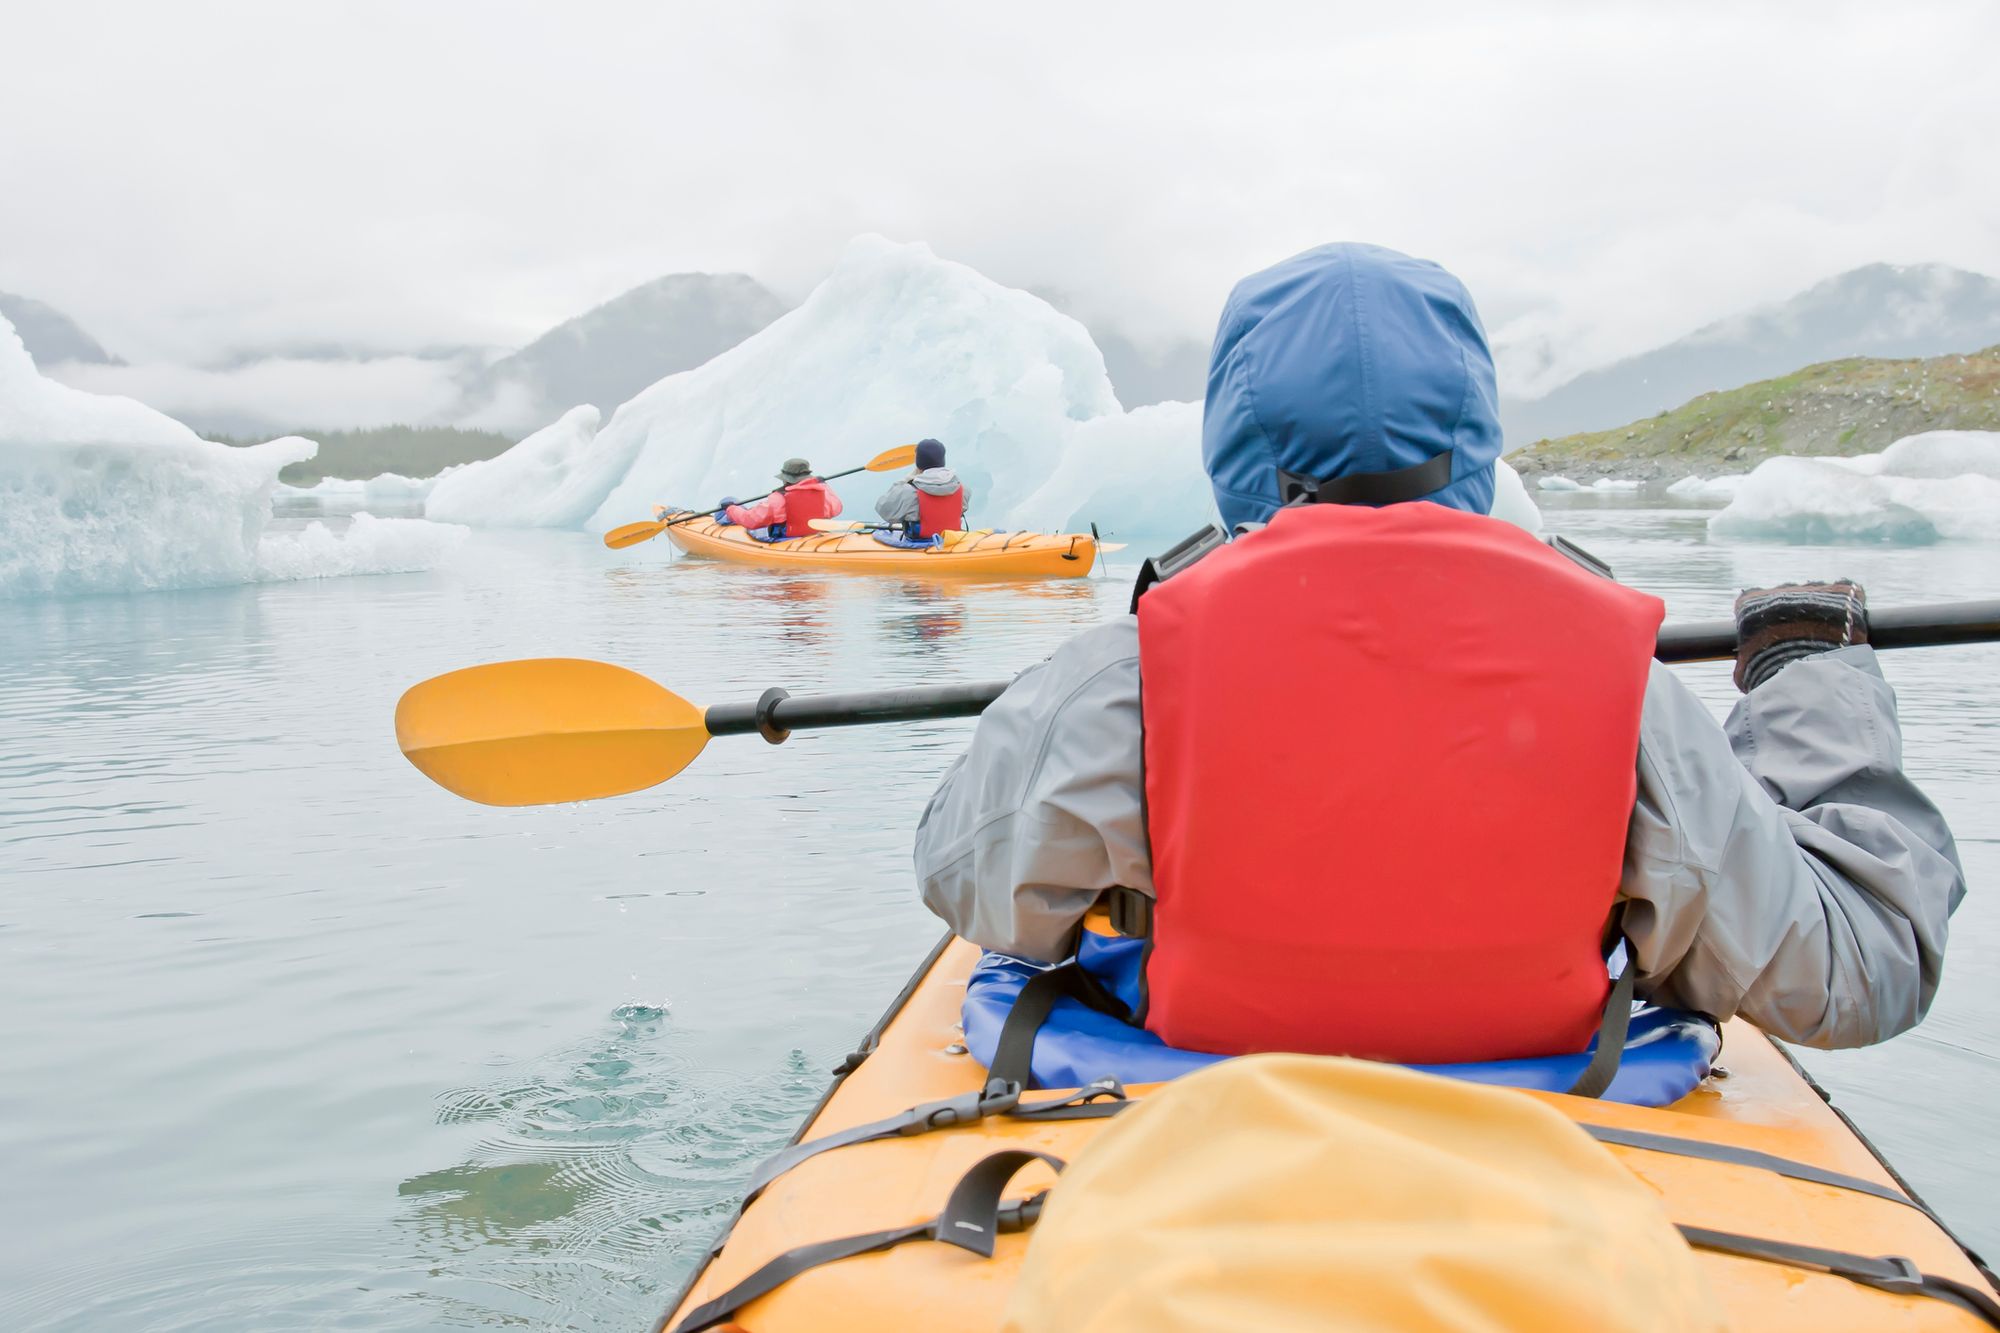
[915,438,946,470]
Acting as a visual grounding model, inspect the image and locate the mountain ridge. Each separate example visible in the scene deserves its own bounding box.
[1501,262,2000,446]
[1508,343,2000,483]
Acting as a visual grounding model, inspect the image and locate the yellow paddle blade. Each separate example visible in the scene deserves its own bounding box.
[1098,541,1128,552]
[604,520,668,549]
[867,443,920,472]
[807,519,869,533]
[395,658,710,806]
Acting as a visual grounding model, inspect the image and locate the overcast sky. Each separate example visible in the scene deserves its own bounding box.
[5,0,1998,399]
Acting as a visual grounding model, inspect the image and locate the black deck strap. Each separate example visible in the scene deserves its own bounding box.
[1680,1226,2000,1327]
[669,1150,1064,1333]
[736,1077,1127,1204]
[1277,452,1453,508]
[1564,941,1637,1099]
[990,962,1133,1090]
[1582,1123,1931,1218]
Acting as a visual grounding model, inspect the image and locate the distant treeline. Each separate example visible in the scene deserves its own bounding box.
[215,424,519,484]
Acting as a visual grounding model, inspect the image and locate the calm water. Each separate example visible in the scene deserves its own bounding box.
[3,497,1996,1330]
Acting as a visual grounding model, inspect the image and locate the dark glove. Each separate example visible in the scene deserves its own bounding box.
[1733,580,1868,692]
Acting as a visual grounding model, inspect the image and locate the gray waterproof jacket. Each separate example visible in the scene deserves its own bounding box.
[913,619,1965,1050]
[876,467,970,526]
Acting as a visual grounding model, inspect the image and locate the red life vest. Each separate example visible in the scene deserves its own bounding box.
[1135,502,1663,1065]
[914,484,965,537]
[779,478,832,538]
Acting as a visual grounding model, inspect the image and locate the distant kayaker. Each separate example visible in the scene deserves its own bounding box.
[874,438,969,536]
[914,242,1964,1059]
[718,458,844,539]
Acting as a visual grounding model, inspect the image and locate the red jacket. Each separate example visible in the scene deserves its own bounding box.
[724,478,844,535]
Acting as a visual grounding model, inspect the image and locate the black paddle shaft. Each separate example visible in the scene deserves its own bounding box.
[663,462,877,530]
[703,597,2000,745]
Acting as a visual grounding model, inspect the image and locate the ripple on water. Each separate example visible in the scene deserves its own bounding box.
[392,1007,825,1330]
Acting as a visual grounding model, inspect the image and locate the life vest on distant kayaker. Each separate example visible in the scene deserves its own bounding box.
[914,484,965,538]
[1135,500,1665,1065]
[777,477,833,538]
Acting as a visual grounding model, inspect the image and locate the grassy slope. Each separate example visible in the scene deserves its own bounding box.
[1508,344,2000,479]
[215,424,518,484]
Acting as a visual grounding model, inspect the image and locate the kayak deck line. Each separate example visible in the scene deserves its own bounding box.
[659,937,2000,1331]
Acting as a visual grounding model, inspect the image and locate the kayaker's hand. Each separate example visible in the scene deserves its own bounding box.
[714,497,739,525]
[1733,580,1868,692]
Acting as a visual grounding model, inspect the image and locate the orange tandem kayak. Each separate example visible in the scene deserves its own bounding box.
[658,933,1999,1331]
[657,513,1100,578]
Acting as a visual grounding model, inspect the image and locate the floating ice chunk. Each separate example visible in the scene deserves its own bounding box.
[280,470,450,502]
[1489,458,1543,534]
[1590,478,1641,491]
[1872,430,2000,480]
[436,239,1130,533]
[1667,474,1746,500]
[426,405,606,526]
[255,512,468,581]
[1,313,302,597]
[1709,432,2000,543]
[1537,475,1583,491]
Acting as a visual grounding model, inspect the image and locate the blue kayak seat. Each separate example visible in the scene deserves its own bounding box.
[962,932,1720,1108]
[871,529,942,549]
[747,526,796,544]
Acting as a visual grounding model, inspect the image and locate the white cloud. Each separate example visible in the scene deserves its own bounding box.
[2,0,1996,396]
[46,357,467,433]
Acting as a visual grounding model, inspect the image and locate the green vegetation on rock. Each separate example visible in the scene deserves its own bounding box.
[216,424,518,484]
[1508,344,2000,481]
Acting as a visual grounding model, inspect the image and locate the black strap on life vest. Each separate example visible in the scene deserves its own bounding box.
[1276,452,1454,508]
[989,960,1134,1089]
[668,1149,1064,1333]
[1564,938,1638,1099]
[1130,523,1228,611]
[1678,1226,2000,1327]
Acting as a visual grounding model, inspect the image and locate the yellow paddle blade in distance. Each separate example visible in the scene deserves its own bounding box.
[603,520,668,549]
[867,443,920,472]
[807,518,868,533]
[1098,541,1128,552]
[395,658,710,806]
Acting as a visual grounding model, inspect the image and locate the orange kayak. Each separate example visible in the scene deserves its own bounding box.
[659,935,1999,1331]
[657,513,1100,578]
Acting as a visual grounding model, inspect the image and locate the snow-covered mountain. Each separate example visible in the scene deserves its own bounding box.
[0,292,120,367]
[1502,263,2000,446]
[458,273,788,432]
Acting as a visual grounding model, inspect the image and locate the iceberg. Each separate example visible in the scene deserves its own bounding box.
[425,406,605,526]
[1537,475,1583,492]
[1709,431,2000,543]
[1666,474,1746,501]
[1590,478,1641,492]
[1489,459,1543,534]
[0,313,463,598]
[256,512,467,580]
[432,237,1543,543]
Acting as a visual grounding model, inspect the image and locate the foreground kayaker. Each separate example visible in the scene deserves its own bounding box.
[874,437,971,536]
[719,457,844,538]
[914,241,1965,1060]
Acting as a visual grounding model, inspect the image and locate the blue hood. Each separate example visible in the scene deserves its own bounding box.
[1203,243,1502,532]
